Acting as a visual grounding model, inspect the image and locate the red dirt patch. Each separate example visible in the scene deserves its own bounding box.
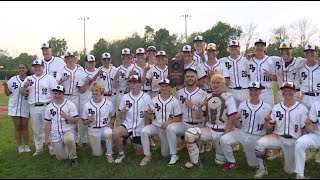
[0,105,8,115]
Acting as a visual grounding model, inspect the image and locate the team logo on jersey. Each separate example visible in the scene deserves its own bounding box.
[12,82,18,89]
[99,74,106,80]
[276,62,281,70]
[88,108,95,114]
[155,103,161,111]
[179,96,186,103]
[242,110,249,119]
[301,72,308,80]
[53,71,57,78]
[28,79,34,86]
[249,64,256,72]
[276,111,283,120]
[50,109,57,117]
[125,101,132,108]
[153,72,160,79]
[225,62,232,70]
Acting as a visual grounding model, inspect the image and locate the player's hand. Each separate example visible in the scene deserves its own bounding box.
[120,106,129,113]
[45,137,51,146]
[305,117,313,125]
[161,121,171,129]
[263,69,271,77]
[144,66,150,72]
[199,96,207,107]
[61,75,70,82]
[106,122,114,129]
[60,110,69,119]
[2,80,8,86]
[235,110,242,120]
[129,69,137,76]
[185,99,194,109]
[174,52,181,61]
[97,67,104,76]
[245,53,255,60]
[23,79,30,88]
[264,112,272,122]
[88,113,94,123]
[114,70,122,79]
[146,106,154,115]
[85,75,91,84]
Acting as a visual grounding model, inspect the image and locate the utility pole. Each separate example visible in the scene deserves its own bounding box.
[79,17,89,53]
[181,15,191,43]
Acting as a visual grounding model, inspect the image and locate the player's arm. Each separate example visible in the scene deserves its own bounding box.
[264,111,274,131]
[195,97,207,119]
[79,76,90,94]
[89,67,103,84]
[44,120,52,145]
[3,79,11,96]
[224,112,237,134]
[62,113,78,124]
[19,78,30,95]
[233,109,242,129]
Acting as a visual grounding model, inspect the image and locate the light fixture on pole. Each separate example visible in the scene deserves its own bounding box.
[181,15,191,43]
[79,17,89,54]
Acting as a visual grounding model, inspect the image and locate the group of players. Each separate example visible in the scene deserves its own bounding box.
[4,35,320,179]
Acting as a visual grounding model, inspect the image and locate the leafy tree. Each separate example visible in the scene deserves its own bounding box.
[48,37,68,58]
[153,28,178,60]
[90,38,109,67]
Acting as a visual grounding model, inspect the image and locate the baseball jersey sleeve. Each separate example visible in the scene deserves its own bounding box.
[109,101,115,117]
[21,76,31,89]
[118,95,127,111]
[173,98,182,116]
[68,101,78,117]
[55,68,63,82]
[267,58,276,76]
[270,107,276,124]
[226,96,238,115]
[149,98,156,112]
[300,106,307,128]
[196,64,207,79]
[48,75,59,90]
[7,77,14,93]
[44,105,52,121]
[82,103,89,120]
[309,102,318,122]
[220,64,230,78]
[238,101,245,122]
[146,68,152,80]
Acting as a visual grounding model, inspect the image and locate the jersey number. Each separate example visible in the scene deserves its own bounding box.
[42,88,48,95]
[257,124,264,131]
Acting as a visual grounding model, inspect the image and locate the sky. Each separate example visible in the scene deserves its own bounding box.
[0,1,319,58]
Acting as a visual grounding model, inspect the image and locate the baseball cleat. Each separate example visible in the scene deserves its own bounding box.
[223,162,237,172]
[106,155,114,163]
[254,168,268,178]
[140,156,151,166]
[168,155,179,166]
[18,145,25,153]
[32,149,43,156]
[115,154,125,164]
[24,145,31,152]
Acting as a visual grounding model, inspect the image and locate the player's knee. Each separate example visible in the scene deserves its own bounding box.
[295,138,308,150]
[254,140,265,153]
[185,127,201,143]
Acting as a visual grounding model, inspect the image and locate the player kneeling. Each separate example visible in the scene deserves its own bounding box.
[139,79,182,166]
[220,81,271,171]
[184,74,237,169]
[254,82,308,178]
[44,85,79,166]
[82,81,116,163]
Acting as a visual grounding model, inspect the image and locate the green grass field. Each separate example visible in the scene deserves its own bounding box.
[0,85,319,178]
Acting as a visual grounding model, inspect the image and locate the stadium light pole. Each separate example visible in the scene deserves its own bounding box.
[79,17,89,54]
[181,15,191,43]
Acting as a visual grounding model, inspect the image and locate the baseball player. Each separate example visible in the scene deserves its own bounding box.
[193,35,208,64]
[166,68,207,166]
[79,54,99,147]
[20,59,58,156]
[139,79,182,166]
[144,50,168,98]
[247,38,276,107]
[219,40,250,108]
[44,85,79,166]
[56,50,88,147]
[128,48,152,97]
[220,81,272,171]
[115,48,134,109]
[82,81,116,163]
[113,75,152,163]
[273,41,306,102]
[295,100,320,179]
[183,73,237,169]
[146,46,157,67]
[40,42,66,78]
[254,82,308,178]
[4,63,32,153]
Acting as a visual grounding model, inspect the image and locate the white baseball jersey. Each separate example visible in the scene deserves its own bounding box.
[270,101,307,138]
[22,73,58,104]
[80,68,99,104]
[56,66,85,95]
[82,98,115,128]
[118,91,152,137]
[273,56,306,89]
[202,92,237,129]
[248,56,276,89]
[42,56,66,78]
[193,51,208,64]
[184,61,207,80]
[201,60,229,91]
[238,100,272,136]
[219,55,250,88]
[309,101,320,135]
[44,99,78,142]
[96,66,118,94]
[178,87,207,124]
[129,64,152,91]
[299,64,320,93]
[146,65,168,92]
[149,95,182,127]
[7,75,29,117]
[116,64,134,92]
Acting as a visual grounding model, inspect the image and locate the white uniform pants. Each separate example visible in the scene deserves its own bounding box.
[295,133,320,175]
[65,95,80,142]
[141,124,170,157]
[220,130,262,166]
[30,104,53,151]
[88,126,113,156]
[52,131,77,160]
[104,95,116,116]
[255,134,296,173]
[227,89,249,108]
[166,122,204,155]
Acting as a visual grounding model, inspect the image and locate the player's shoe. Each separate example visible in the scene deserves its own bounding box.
[140,155,151,166]
[254,168,268,178]
[32,149,43,156]
[168,155,179,166]
[205,141,213,152]
[18,145,25,153]
[24,145,31,152]
[115,154,125,164]
[232,144,240,152]
[49,148,55,155]
[315,150,320,163]
[223,162,237,172]
[149,137,156,147]
[70,158,79,167]
[200,143,205,154]
[184,160,201,169]
[106,155,114,163]
[267,150,281,161]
